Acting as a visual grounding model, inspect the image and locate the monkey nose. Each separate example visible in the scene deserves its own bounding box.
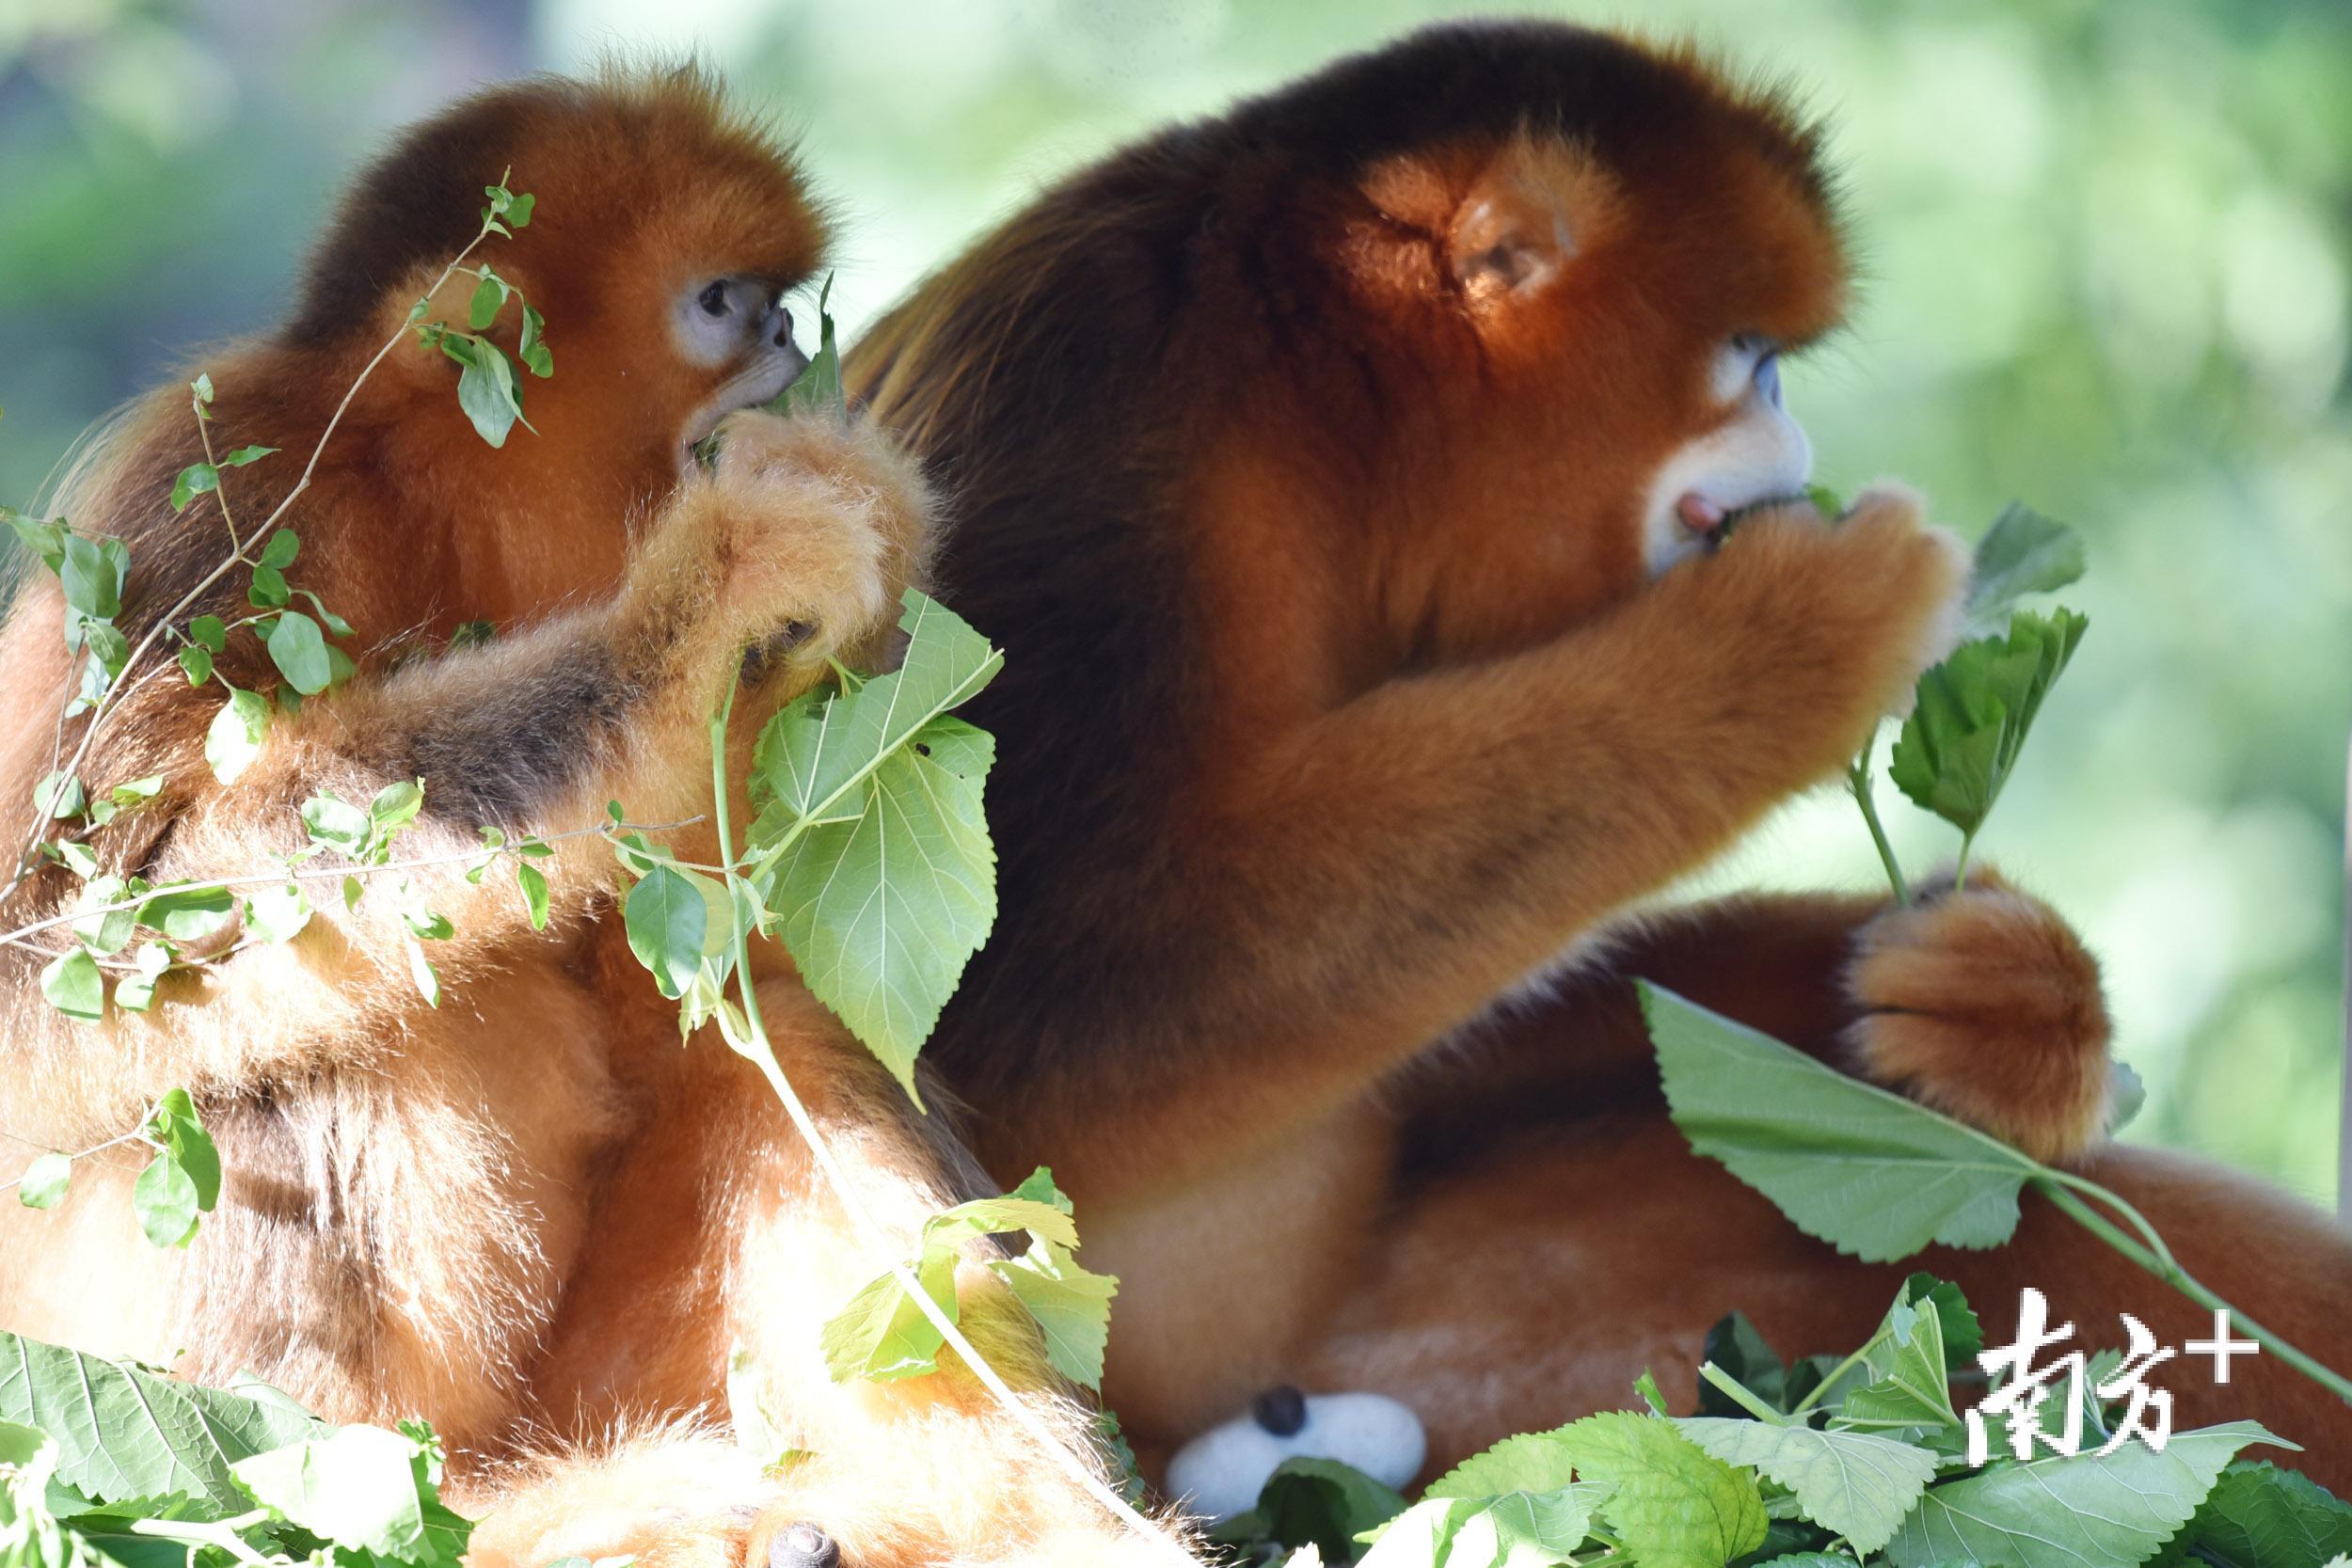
[765,305,796,351]
[770,1523,838,1568]
[1675,493,1727,534]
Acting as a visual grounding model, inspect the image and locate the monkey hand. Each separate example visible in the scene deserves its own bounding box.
[1845,865,2114,1164]
[709,408,934,658]
[1724,483,1969,717]
[631,412,934,679]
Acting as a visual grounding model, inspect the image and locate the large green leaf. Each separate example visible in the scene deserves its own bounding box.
[230,1422,468,1568]
[750,593,1002,1098]
[1549,1412,1766,1568]
[1884,1421,2288,1568]
[1676,1419,1936,1554]
[1641,982,2042,1260]
[818,1249,958,1384]
[1964,502,2086,636]
[989,1239,1118,1391]
[1887,608,2087,841]
[0,1336,325,1513]
[2153,1461,2352,1568]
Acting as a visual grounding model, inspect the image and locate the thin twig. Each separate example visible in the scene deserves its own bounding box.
[702,682,1193,1565]
[3,226,497,907]
[0,815,702,950]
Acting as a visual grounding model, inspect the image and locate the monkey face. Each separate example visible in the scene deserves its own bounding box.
[1306,36,1851,663]
[296,68,834,624]
[671,274,810,463]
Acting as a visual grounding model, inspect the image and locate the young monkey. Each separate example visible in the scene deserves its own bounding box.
[848,19,2352,1495]
[0,69,1171,1568]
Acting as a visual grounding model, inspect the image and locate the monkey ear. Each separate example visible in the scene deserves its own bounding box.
[1446,140,1580,301]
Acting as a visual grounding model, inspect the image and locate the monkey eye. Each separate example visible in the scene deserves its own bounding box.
[698,281,732,319]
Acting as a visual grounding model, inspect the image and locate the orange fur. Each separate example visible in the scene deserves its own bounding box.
[0,71,1158,1567]
[845,19,2352,1480]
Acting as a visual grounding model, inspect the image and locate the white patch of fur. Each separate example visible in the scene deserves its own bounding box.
[1639,372,1813,577]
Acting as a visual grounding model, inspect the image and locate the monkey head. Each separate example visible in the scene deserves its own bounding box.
[285,65,828,621]
[1214,23,1851,666]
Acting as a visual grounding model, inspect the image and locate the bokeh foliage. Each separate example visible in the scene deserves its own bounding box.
[3,0,2346,1199]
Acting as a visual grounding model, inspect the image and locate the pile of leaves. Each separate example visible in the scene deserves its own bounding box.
[0,1337,467,1568]
[1209,1274,2352,1568]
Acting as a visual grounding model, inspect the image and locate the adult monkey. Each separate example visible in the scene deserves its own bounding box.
[0,70,1171,1568]
[848,20,2352,1489]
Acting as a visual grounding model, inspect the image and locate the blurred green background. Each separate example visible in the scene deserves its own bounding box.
[3,0,2347,1203]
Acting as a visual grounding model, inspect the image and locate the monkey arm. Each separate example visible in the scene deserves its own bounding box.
[998,498,1972,1191]
[0,415,916,1137]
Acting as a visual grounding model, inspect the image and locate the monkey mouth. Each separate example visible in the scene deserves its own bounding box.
[677,346,814,474]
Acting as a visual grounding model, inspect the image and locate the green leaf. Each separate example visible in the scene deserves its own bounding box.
[9,512,66,568]
[204,688,270,784]
[1901,1273,1984,1371]
[230,1424,439,1563]
[2166,1461,2352,1568]
[168,463,218,514]
[246,883,311,944]
[178,643,211,684]
[39,949,102,1022]
[189,615,226,652]
[1256,1458,1408,1563]
[1965,502,2086,637]
[990,1238,1118,1390]
[454,339,525,447]
[34,771,84,820]
[114,942,169,1013]
[71,876,137,956]
[750,594,1003,1099]
[370,779,424,837]
[624,864,707,1001]
[518,306,552,378]
[516,862,550,930]
[1550,1411,1767,1568]
[0,1335,326,1511]
[406,940,439,1007]
[467,272,506,331]
[137,884,234,943]
[217,444,276,469]
[1837,1294,1960,1433]
[1887,608,2087,843]
[302,793,372,853]
[132,1154,198,1247]
[246,562,290,609]
[1886,1421,2289,1568]
[1675,1418,1935,1554]
[1391,1431,1613,1568]
[57,536,122,623]
[147,1089,220,1211]
[774,273,841,417]
[819,1249,957,1383]
[1642,981,2042,1261]
[16,1153,71,1210]
[259,529,298,569]
[1426,1432,1582,1500]
[264,610,332,694]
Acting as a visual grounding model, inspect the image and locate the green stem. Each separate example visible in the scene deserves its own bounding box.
[1697,1361,1792,1425]
[1848,740,1911,907]
[1953,829,1977,894]
[2037,1178,2352,1408]
[1788,1337,1878,1419]
[701,680,1191,1564]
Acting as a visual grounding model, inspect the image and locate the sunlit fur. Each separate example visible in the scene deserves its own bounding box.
[848,18,2352,1486]
[0,71,1161,1566]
